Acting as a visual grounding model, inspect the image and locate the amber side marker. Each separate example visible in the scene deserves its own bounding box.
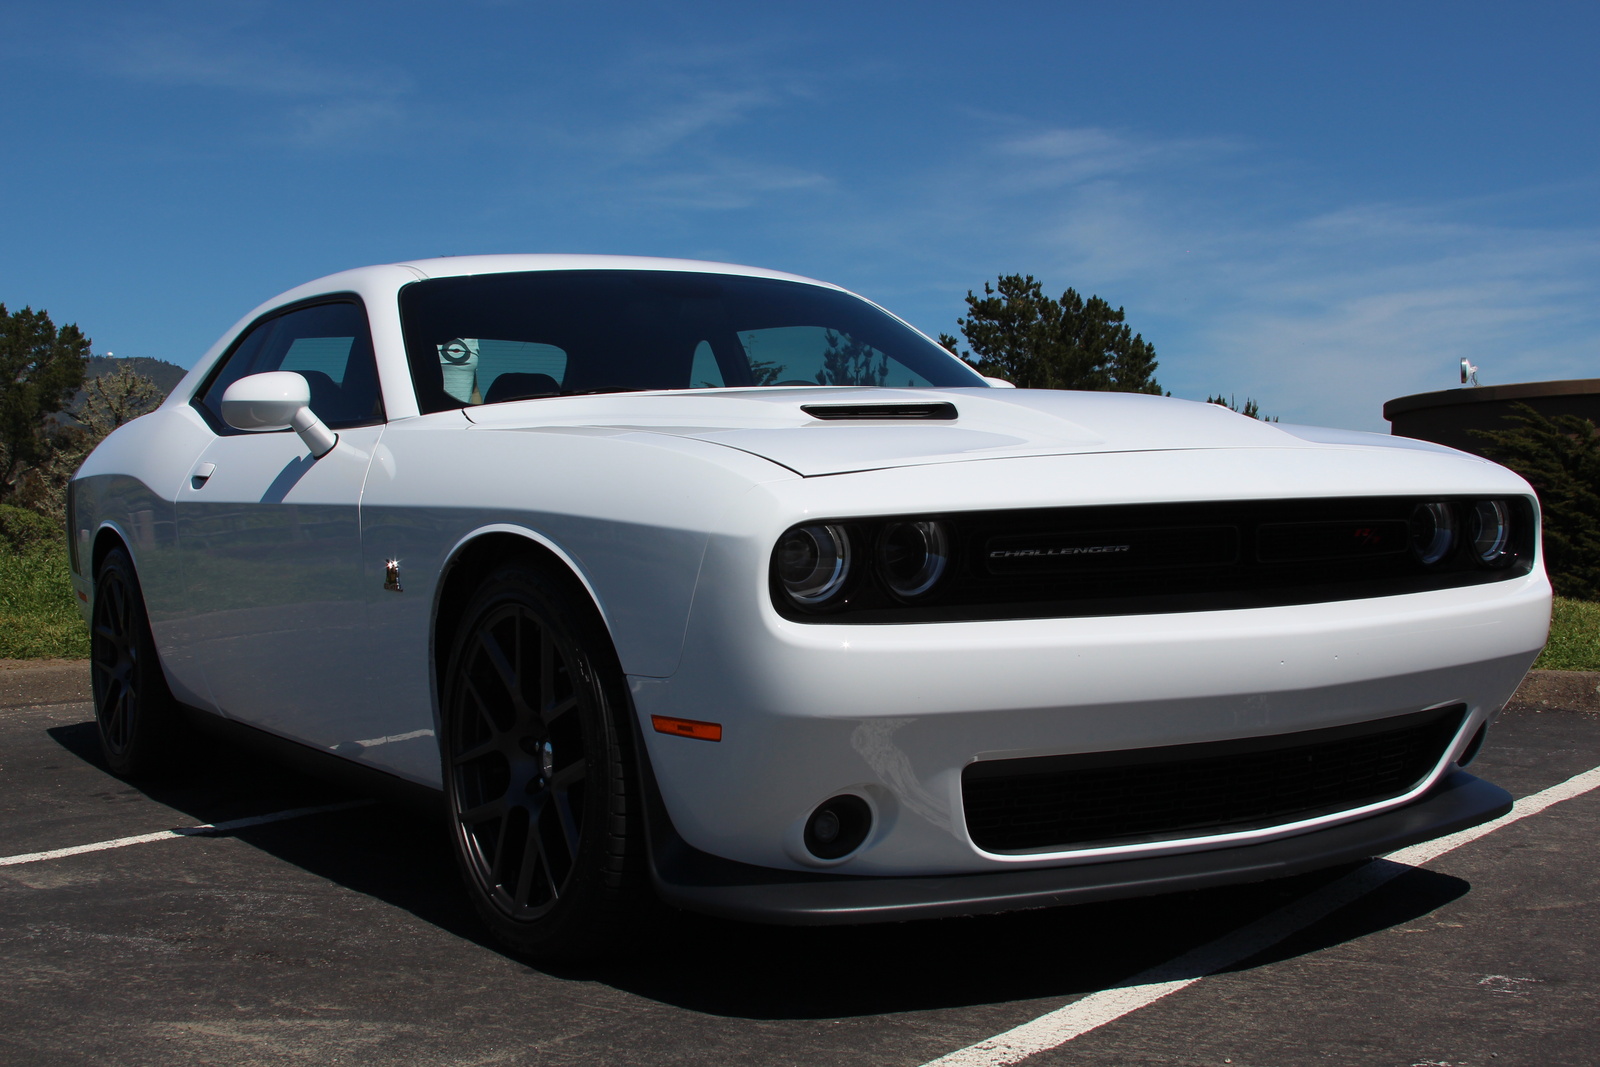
[651,715,723,742]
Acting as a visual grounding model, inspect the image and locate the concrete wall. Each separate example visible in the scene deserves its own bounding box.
[1384,379,1600,457]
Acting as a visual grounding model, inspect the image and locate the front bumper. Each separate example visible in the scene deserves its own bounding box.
[646,768,1510,924]
[629,450,1550,877]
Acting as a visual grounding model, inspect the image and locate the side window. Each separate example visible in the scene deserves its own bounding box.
[196,301,384,432]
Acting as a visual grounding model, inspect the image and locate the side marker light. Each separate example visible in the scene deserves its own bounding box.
[651,715,723,742]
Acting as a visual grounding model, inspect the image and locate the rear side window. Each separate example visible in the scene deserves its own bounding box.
[195,300,385,432]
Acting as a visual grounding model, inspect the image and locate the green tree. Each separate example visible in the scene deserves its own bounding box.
[1472,404,1600,601]
[938,274,1162,393]
[26,364,166,522]
[1207,393,1278,422]
[0,305,90,504]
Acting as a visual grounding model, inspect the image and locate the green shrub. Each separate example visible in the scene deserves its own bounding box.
[0,536,88,659]
[0,503,61,553]
[1473,405,1600,601]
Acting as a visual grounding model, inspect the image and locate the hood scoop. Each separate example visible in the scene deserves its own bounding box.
[801,401,958,421]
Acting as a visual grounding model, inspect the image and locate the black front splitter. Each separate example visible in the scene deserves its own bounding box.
[645,770,1511,925]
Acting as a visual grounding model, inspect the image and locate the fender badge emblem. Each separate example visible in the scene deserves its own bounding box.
[384,559,404,593]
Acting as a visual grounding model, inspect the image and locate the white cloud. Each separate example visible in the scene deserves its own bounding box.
[873,121,1600,429]
[77,12,414,149]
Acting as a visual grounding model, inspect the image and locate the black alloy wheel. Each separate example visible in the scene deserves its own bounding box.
[442,561,640,959]
[91,547,183,777]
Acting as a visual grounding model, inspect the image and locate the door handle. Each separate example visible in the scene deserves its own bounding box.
[190,462,216,488]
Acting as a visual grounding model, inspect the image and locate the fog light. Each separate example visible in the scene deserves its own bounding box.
[804,794,872,859]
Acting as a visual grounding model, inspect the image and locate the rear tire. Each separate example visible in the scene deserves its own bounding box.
[90,548,185,777]
[441,560,642,960]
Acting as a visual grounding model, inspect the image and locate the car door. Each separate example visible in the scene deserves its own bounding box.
[175,298,387,746]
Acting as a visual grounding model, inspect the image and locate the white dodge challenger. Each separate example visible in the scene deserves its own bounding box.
[69,255,1551,958]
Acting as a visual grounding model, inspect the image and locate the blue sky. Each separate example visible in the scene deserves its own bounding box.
[2,0,1596,429]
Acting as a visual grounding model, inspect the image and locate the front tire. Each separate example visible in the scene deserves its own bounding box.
[441,561,641,960]
[90,547,184,777]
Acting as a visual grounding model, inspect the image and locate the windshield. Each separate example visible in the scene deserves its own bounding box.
[398,269,985,413]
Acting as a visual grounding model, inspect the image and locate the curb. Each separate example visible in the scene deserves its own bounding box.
[0,660,91,708]
[1508,669,1600,713]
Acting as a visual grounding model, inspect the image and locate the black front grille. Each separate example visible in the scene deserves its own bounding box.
[776,496,1536,624]
[962,704,1467,854]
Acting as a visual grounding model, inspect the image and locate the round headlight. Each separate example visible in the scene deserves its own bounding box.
[1410,502,1456,565]
[1470,500,1512,565]
[776,524,853,606]
[877,521,951,599]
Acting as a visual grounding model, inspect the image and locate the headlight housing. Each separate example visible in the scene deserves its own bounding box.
[1470,499,1513,565]
[877,521,951,600]
[1410,502,1457,566]
[775,524,854,607]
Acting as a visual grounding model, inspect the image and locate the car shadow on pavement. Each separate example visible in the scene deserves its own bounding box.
[576,866,1470,1019]
[46,718,1472,1021]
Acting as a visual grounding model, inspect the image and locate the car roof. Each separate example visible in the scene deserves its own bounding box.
[272,255,844,303]
[396,253,840,288]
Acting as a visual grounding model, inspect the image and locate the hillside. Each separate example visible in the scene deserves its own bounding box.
[84,355,188,396]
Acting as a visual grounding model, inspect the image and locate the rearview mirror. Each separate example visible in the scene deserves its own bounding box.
[220,372,339,458]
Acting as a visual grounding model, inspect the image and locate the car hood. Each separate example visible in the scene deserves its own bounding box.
[462,386,1454,477]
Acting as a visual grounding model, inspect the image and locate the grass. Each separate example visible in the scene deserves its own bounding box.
[0,537,1597,670]
[1534,597,1600,672]
[0,539,90,659]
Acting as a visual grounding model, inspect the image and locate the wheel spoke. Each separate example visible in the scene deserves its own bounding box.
[459,794,507,824]
[551,757,587,791]
[512,608,527,709]
[552,784,582,860]
[513,815,547,908]
[474,626,520,706]
[108,688,130,747]
[486,812,515,884]
[452,737,499,766]
[543,693,578,727]
[539,627,557,716]
[458,673,508,747]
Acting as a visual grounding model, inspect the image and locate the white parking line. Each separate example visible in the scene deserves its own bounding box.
[920,764,1600,1067]
[0,800,376,868]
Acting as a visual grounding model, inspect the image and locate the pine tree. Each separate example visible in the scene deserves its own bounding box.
[938,275,1162,393]
[0,305,90,502]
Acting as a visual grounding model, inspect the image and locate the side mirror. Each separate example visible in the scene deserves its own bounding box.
[981,376,1016,388]
[220,372,339,458]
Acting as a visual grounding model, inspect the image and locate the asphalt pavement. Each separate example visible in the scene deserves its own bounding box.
[1,663,1596,1067]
